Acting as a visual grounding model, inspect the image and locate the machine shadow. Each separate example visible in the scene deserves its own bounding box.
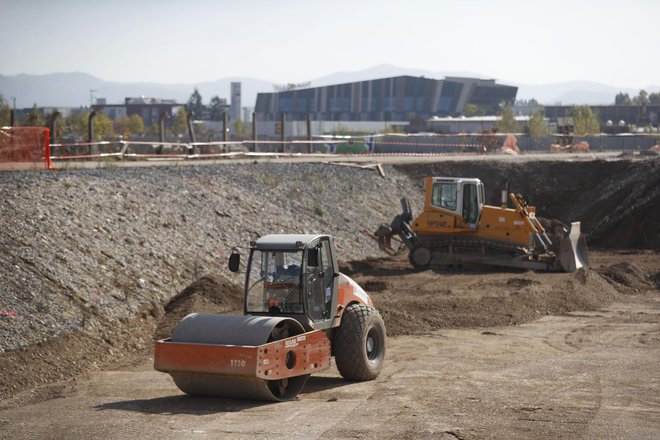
[342,259,528,279]
[299,375,349,395]
[94,394,270,415]
[339,258,414,277]
[95,376,352,415]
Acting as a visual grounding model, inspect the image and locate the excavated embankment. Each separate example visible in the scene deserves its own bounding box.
[0,157,658,404]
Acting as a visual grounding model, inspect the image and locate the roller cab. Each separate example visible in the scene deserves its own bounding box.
[155,234,386,401]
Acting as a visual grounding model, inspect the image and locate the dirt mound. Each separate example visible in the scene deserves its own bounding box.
[155,275,243,340]
[597,262,655,293]
[0,301,161,407]
[0,274,242,406]
[347,254,626,337]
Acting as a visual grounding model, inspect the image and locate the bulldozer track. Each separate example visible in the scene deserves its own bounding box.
[410,234,557,270]
[416,235,531,254]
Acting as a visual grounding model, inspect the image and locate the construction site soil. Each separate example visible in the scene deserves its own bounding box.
[0,156,659,439]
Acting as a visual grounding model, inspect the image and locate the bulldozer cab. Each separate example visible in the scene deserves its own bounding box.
[427,177,485,226]
[238,234,339,329]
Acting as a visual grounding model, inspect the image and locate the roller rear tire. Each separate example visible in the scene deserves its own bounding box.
[334,304,386,381]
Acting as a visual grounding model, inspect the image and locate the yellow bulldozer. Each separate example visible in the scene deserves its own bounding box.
[374,176,589,272]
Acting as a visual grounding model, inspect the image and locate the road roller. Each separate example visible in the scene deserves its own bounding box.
[154,234,386,401]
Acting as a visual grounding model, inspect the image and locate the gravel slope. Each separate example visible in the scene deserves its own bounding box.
[0,163,414,353]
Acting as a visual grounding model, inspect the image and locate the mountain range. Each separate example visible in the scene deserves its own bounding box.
[1,64,658,109]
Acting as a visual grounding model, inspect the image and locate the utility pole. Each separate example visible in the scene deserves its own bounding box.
[252,111,257,153]
[280,112,285,153]
[307,113,312,154]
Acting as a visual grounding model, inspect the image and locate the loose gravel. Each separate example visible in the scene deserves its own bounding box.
[0,162,414,353]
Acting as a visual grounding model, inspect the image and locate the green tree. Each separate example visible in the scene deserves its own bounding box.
[209,96,225,121]
[463,103,478,117]
[24,104,45,126]
[0,94,11,126]
[114,115,144,139]
[233,117,250,138]
[384,123,404,134]
[146,122,159,138]
[495,105,518,133]
[525,111,549,139]
[114,116,132,138]
[186,88,204,118]
[92,111,115,140]
[67,111,88,139]
[128,115,144,134]
[649,92,660,106]
[614,92,632,106]
[633,89,649,106]
[67,110,115,141]
[570,106,600,135]
[172,107,188,137]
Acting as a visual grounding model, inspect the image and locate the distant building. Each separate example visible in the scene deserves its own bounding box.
[92,97,182,128]
[230,82,241,121]
[255,76,517,123]
[425,115,531,134]
[242,106,254,123]
[544,105,660,128]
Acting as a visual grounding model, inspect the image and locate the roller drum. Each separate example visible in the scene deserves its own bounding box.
[168,313,309,401]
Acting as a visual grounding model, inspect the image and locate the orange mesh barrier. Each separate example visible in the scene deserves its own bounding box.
[0,127,51,170]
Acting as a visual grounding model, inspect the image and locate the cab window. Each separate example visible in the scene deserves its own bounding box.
[306,240,334,321]
[246,250,303,314]
[431,182,457,211]
[462,183,479,224]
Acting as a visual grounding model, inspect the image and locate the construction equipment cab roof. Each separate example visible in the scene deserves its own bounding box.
[252,234,327,250]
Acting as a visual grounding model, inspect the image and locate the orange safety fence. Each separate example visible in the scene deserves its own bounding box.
[0,127,51,170]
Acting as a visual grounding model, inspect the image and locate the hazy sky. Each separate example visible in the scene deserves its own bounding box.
[1,0,658,87]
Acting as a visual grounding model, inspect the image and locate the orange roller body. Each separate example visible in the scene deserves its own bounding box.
[155,328,331,380]
[154,234,387,401]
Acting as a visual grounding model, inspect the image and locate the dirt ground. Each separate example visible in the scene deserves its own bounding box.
[1,155,658,439]
[1,250,658,440]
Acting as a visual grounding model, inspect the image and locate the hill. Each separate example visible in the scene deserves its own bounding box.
[2,65,659,109]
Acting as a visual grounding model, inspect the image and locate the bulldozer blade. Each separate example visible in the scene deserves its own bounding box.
[558,222,589,272]
[374,224,395,253]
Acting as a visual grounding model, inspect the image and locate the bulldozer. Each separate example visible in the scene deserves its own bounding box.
[154,234,386,401]
[374,177,589,272]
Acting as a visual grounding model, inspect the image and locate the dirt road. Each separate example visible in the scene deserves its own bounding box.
[1,296,658,440]
[1,252,658,440]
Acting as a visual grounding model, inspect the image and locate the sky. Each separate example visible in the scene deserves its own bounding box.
[0,0,658,88]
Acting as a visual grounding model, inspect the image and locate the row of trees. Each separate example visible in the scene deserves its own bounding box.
[614,90,660,106]
[186,88,250,137]
[186,87,229,121]
[1,93,200,141]
[496,104,600,137]
[2,93,251,143]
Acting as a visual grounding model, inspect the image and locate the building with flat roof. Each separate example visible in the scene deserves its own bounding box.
[425,115,531,134]
[92,97,182,128]
[543,105,660,129]
[255,76,517,123]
